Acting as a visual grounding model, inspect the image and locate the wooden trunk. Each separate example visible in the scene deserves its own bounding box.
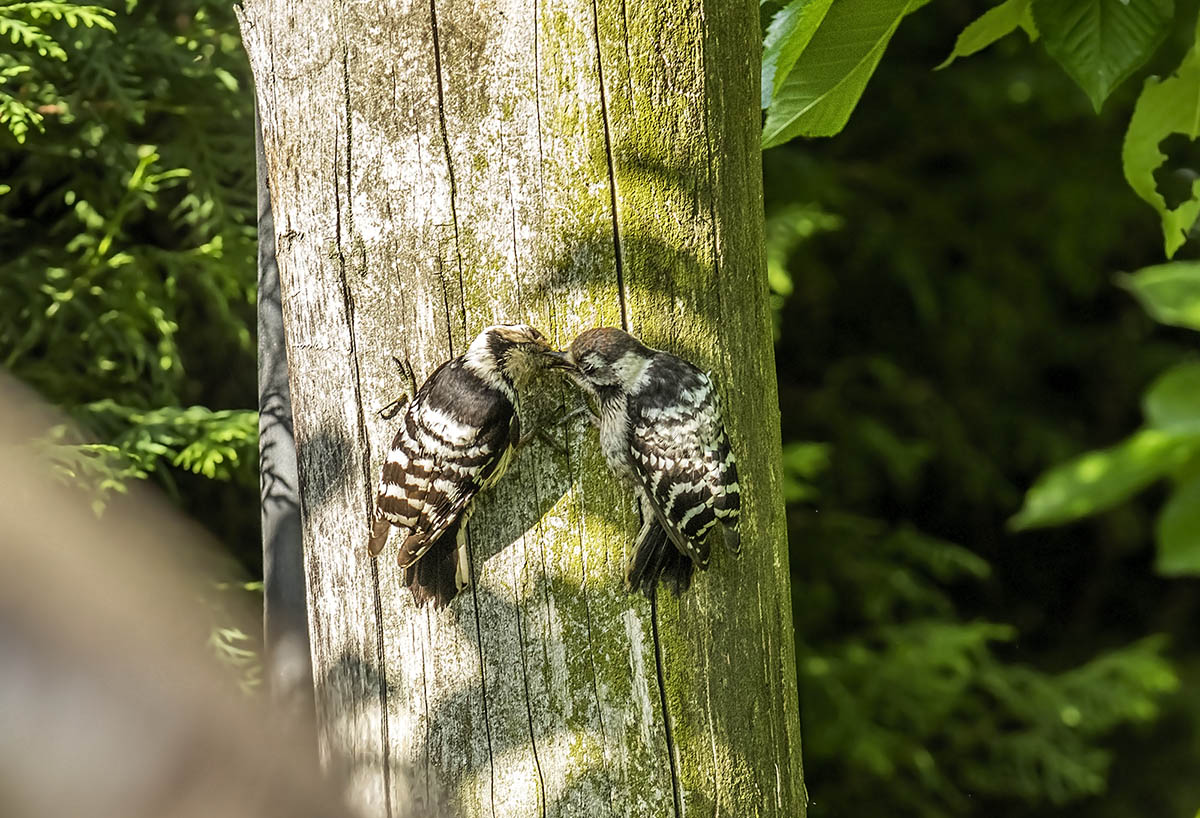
[237,0,806,814]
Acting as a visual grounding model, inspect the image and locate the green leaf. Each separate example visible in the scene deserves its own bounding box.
[937,0,1035,70]
[765,202,844,296]
[762,0,926,145]
[1034,0,1173,112]
[1155,471,1200,575]
[1010,428,1200,529]
[1143,361,1200,432]
[781,441,832,502]
[1117,261,1200,330]
[213,67,239,92]
[0,15,65,59]
[1121,24,1200,257]
[762,0,836,108]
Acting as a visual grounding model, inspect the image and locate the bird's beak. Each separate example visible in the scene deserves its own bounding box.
[540,349,576,370]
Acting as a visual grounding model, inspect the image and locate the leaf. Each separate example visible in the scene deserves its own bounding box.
[762,0,836,108]
[1117,261,1200,330]
[1143,361,1200,432]
[937,0,1035,70]
[213,67,239,92]
[781,441,832,502]
[1121,24,1200,258]
[0,15,65,59]
[1034,0,1174,112]
[762,0,926,145]
[1010,428,1200,529]
[1155,471,1200,575]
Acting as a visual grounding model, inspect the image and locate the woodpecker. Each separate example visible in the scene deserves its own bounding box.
[564,327,740,597]
[369,324,569,608]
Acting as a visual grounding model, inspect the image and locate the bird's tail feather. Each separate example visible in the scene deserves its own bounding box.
[626,520,694,599]
[403,521,464,609]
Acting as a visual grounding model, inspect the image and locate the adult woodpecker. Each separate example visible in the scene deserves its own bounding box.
[563,327,740,596]
[369,323,569,607]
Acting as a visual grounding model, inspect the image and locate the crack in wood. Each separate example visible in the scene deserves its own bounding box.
[531,0,546,195]
[335,34,392,814]
[651,595,684,818]
[514,571,549,818]
[370,559,394,818]
[465,527,499,818]
[559,395,616,811]
[701,615,720,818]
[418,629,432,807]
[505,137,526,306]
[429,0,468,339]
[580,564,617,816]
[435,256,457,356]
[590,0,629,332]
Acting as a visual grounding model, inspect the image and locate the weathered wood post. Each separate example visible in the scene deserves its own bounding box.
[237,1,805,814]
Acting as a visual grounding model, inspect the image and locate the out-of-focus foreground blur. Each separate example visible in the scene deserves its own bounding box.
[0,376,345,818]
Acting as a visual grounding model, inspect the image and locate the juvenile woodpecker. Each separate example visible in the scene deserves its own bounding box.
[564,327,740,596]
[369,324,568,608]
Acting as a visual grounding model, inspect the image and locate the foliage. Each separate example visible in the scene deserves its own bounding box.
[0,0,115,143]
[777,289,1183,816]
[789,506,1177,817]
[1,0,260,689]
[1120,260,1200,330]
[1013,261,1200,575]
[941,0,1199,259]
[765,203,842,333]
[1033,0,1174,112]
[207,579,265,694]
[761,0,930,146]
[0,0,258,526]
[765,1,1200,813]
[764,0,1199,263]
[1122,33,1200,258]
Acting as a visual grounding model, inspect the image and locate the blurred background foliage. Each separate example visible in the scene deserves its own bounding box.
[765,0,1200,814]
[2,0,1199,815]
[0,0,260,678]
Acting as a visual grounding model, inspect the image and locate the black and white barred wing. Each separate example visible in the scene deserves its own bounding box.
[628,358,741,566]
[369,363,517,565]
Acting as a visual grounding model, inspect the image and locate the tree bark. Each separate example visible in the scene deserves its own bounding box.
[257,104,316,726]
[237,1,805,815]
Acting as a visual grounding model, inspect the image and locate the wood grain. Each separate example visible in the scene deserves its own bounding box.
[237,1,806,814]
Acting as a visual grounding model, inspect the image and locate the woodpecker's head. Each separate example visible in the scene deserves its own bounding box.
[468,323,572,387]
[565,327,653,395]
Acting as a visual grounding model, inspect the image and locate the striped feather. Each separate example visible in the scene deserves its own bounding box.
[368,353,517,606]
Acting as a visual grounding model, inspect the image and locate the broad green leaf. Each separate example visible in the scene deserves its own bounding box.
[1155,471,1200,575]
[937,0,1035,71]
[1122,24,1200,258]
[1034,0,1173,112]
[762,0,926,145]
[1117,261,1200,330]
[1143,361,1200,432]
[1010,428,1200,529]
[762,0,836,108]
